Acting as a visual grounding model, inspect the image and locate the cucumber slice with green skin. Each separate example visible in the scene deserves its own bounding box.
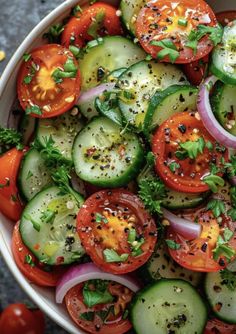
[131,279,207,334]
[205,271,236,323]
[36,111,84,162]
[211,81,236,135]
[144,85,198,131]
[210,21,236,85]
[163,188,210,210]
[79,36,146,91]
[117,60,187,129]
[19,115,37,145]
[120,0,146,36]
[20,186,84,265]
[18,148,52,201]
[72,116,144,187]
[141,243,203,286]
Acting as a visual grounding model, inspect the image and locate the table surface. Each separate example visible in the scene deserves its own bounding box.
[0,1,68,333]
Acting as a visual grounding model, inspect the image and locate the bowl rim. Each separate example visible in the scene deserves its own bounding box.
[0,1,86,333]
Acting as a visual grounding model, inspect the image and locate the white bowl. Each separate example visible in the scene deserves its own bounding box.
[0,0,235,333]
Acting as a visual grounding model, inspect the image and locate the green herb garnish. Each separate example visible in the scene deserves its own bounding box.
[150,38,179,63]
[103,249,129,263]
[166,239,181,250]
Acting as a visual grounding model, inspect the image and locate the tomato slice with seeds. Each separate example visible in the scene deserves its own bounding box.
[167,209,236,272]
[216,11,236,27]
[152,112,228,193]
[77,189,157,274]
[65,281,133,334]
[136,0,217,63]
[61,2,123,48]
[12,222,66,287]
[17,44,81,118]
[0,148,25,221]
[204,318,236,334]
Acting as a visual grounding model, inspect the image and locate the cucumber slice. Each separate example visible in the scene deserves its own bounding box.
[78,68,127,121]
[210,21,236,85]
[72,116,144,187]
[79,36,146,90]
[18,148,52,201]
[117,60,187,129]
[120,0,146,35]
[131,279,207,334]
[163,188,210,210]
[205,271,236,323]
[103,67,127,83]
[19,115,36,145]
[211,81,236,135]
[36,111,84,162]
[20,186,84,265]
[142,243,203,286]
[145,85,198,131]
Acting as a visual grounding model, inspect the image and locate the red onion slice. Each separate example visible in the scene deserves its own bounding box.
[162,208,202,240]
[197,76,236,148]
[77,83,116,105]
[56,262,141,303]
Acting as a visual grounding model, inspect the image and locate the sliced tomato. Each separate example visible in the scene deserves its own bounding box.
[77,189,157,274]
[136,0,217,63]
[0,148,25,221]
[216,11,236,26]
[17,44,81,118]
[12,222,66,287]
[182,55,209,86]
[204,318,236,334]
[61,2,123,48]
[152,112,228,193]
[65,281,133,334]
[167,209,236,272]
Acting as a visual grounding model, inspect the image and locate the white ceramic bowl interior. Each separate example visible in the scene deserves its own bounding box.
[0,0,235,333]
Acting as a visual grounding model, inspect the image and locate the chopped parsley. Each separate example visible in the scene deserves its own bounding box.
[213,228,235,262]
[87,10,105,39]
[127,228,145,257]
[178,137,205,160]
[138,178,166,215]
[43,23,64,43]
[166,239,181,250]
[23,213,41,232]
[169,161,180,173]
[150,38,179,63]
[40,209,56,224]
[103,249,129,263]
[206,199,226,218]
[83,280,114,307]
[0,127,23,151]
[95,212,108,224]
[25,105,42,116]
[186,24,223,54]
[52,57,78,83]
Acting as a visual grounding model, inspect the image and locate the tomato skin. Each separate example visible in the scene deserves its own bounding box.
[0,303,45,334]
[17,44,81,118]
[0,148,25,221]
[204,318,236,334]
[152,112,228,193]
[216,11,236,26]
[136,0,217,64]
[182,55,209,86]
[61,2,123,48]
[167,209,236,272]
[77,189,157,274]
[65,282,132,334]
[12,222,66,287]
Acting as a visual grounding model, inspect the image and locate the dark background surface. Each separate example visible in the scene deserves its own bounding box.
[0,1,68,332]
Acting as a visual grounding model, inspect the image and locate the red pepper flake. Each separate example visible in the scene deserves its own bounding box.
[34,243,40,250]
[86,147,97,157]
[118,145,126,158]
[213,302,222,312]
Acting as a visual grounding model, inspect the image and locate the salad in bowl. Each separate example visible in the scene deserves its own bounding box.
[0,0,236,333]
